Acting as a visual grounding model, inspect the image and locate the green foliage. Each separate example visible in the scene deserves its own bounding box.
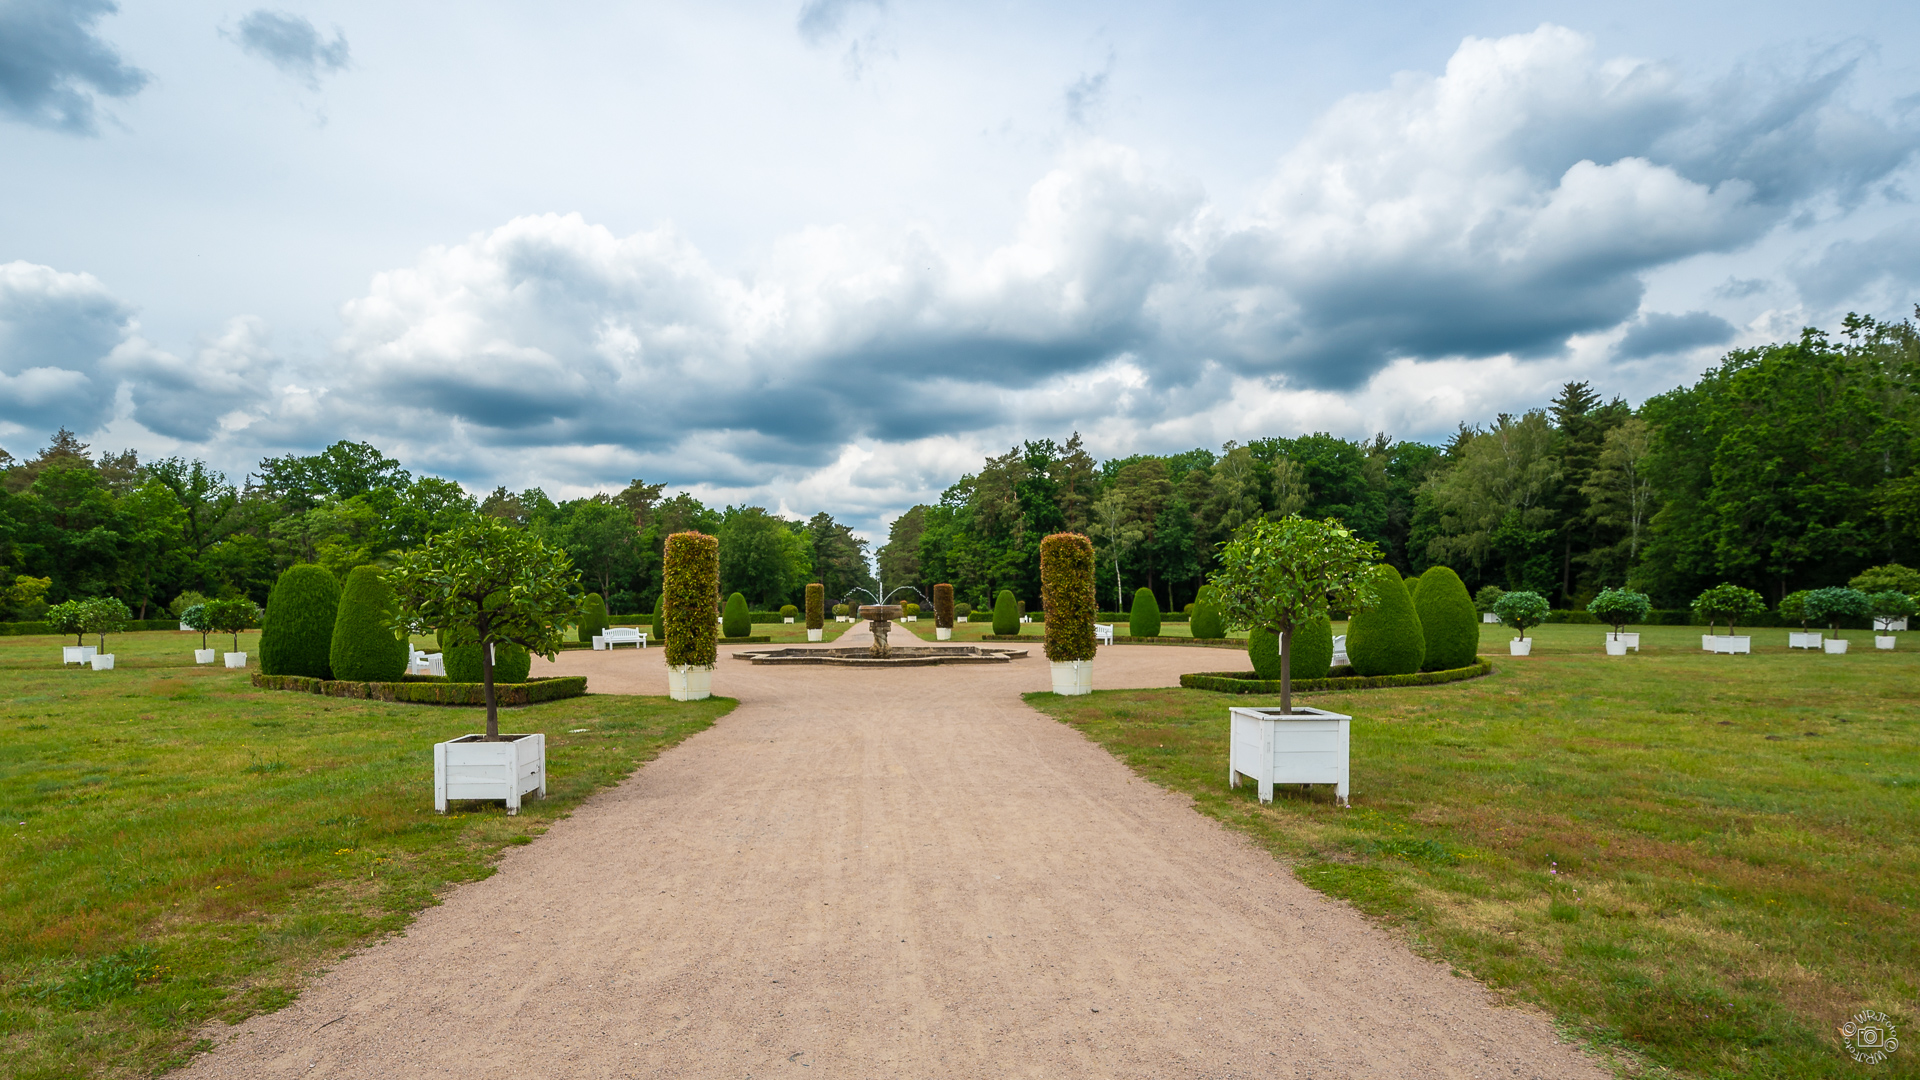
[577,593,607,643]
[722,592,751,637]
[662,531,720,668]
[44,599,88,644]
[167,590,210,618]
[179,602,212,648]
[1346,565,1424,676]
[1803,586,1870,630]
[1691,583,1767,634]
[1190,599,1226,639]
[779,604,798,619]
[806,583,825,629]
[1779,590,1812,628]
[1868,590,1916,623]
[1473,585,1505,613]
[651,594,665,640]
[953,601,971,619]
[992,589,1019,635]
[902,602,920,617]
[259,565,341,679]
[717,506,811,608]
[77,596,131,650]
[833,603,850,616]
[1210,514,1379,704]
[203,598,256,652]
[1248,614,1333,681]
[1413,566,1478,671]
[932,583,953,628]
[1040,533,1097,662]
[1492,590,1550,634]
[1849,563,1920,597]
[1181,658,1490,694]
[327,566,409,682]
[254,672,584,705]
[1587,587,1652,632]
[1128,587,1162,638]
[442,633,532,684]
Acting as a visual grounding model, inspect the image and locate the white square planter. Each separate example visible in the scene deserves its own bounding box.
[936,626,952,641]
[194,648,216,664]
[1604,632,1639,651]
[958,616,969,623]
[1482,613,1500,623]
[1050,659,1092,696]
[1605,639,1628,656]
[592,635,606,650]
[784,617,795,623]
[224,652,247,668]
[1824,638,1850,654]
[1876,635,1897,650]
[1708,635,1751,654]
[62,645,97,665]
[1875,617,1908,632]
[1789,632,1823,649]
[91,653,115,670]
[1229,706,1351,807]
[1509,638,1532,656]
[806,628,824,642]
[434,733,545,815]
[668,663,713,701]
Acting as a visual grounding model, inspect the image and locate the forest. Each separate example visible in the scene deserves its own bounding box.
[2,313,1914,620]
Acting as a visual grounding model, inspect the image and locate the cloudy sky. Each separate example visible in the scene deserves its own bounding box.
[3,0,1918,536]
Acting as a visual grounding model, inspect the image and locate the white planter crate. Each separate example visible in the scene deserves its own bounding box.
[1604,632,1639,651]
[1509,638,1532,656]
[591,635,605,650]
[1229,706,1351,807]
[194,648,216,664]
[434,733,545,815]
[91,653,115,670]
[1482,613,1500,623]
[224,652,247,668]
[784,617,794,623]
[1824,638,1850,654]
[1876,635,1897,650]
[1605,639,1627,656]
[62,645,97,665]
[1050,660,1092,696]
[667,663,713,701]
[936,626,952,641]
[806,628,824,642]
[1707,636,1751,654]
[1875,617,1908,632]
[1789,632,1823,649]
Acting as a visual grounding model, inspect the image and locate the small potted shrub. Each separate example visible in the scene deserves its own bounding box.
[1040,533,1097,695]
[80,597,131,670]
[902,601,920,622]
[181,602,216,663]
[205,598,256,666]
[1587,587,1650,655]
[1851,564,1920,630]
[1870,590,1915,650]
[1473,585,1505,624]
[954,601,971,622]
[780,603,798,624]
[932,583,955,640]
[1780,590,1819,649]
[1804,587,1870,654]
[169,590,210,630]
[1492,590,1549,655]
[1692,583,1765,654]
[805,583,825,642]
[663,532,721,699]
[833,602,850,623]
[47,600,94,664]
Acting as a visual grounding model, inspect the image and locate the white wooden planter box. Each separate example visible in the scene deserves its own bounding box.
[1706,635,1751,654]
[1876,635,1897,650]
[1604,632,1640,651]
[1823,638,1850,654]
[668,663,713,701]
[806,628,824,642]
[1875,617,1908,632]
[224,651,247,668]
[1509,638,1532,656]
[1789,632,1823,649]
[434,733,545,815]
[1483,613,1501,623]
[1050,660,1092,696]
[91,653,115,670]
[62,645,97,665]
[1229,706,1351,807]
[194,648,216,664]
[936,626,952,640]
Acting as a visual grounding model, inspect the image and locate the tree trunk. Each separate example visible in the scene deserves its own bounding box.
[482,639,499,740]
[1280,628,1293,716]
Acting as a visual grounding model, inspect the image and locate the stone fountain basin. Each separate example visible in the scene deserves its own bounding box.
[735,645,1028,666]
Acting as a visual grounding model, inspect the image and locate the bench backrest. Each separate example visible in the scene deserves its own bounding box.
[603,627,643,640]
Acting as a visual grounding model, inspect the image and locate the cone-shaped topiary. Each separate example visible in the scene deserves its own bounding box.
[1040,533,1097,662]
[328,565,409,682]
[663,531,720,667]
[578,592,607,643]
[260,564,342,679]
[1128,587,1161,637]
[651,594,665,640]
[1405,574,1423,606]
[932,582,954,628]
[992,589,1019,635]
[1249,615,1333,681]
[1412,566,1478,671]
[1190,584,1225,639]
[1346,565,1424,676]
[722,592,751,637]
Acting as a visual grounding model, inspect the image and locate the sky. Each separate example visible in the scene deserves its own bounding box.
[3,0,1919,538]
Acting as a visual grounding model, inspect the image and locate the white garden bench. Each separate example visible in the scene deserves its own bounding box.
[1332,634,1349,668]
[410,650,445,676]
[597,627,646,649]
[1095,623,1114,645]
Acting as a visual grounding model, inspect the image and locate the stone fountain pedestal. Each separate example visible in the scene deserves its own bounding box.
[858,605,905,658]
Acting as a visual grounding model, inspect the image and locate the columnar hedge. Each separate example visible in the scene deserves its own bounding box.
[1040,533,1096,662]
[1249,615,1333,681]
[578,592,608,642]
[806,582,825,630]
[992,590,1019,635]
[663,531,720,667]
[1412,566,1478,671]
[260,564,342,679]
[1346,565,1424,676]
[329,565,409,682]
[723,592,751,637]
[932,583,954,628]
[1128,587,1161,638]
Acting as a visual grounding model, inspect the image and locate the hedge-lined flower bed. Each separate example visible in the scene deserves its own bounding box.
[251,673,588,705]
[1108,635,1248,648]
[1179,659,1493,695]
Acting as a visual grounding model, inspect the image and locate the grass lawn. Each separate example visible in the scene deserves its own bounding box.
[1029,622,1920,1078]
[0,631,733,1080]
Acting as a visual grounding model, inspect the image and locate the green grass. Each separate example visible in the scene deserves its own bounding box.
[1029,624,1920,1079]
[0,631,732,1080]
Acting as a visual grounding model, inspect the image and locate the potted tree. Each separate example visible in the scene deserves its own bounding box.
[1804,587,1870,654]
[388,518,579,815]
[1492,590,1549,655]
[1870,591,1915,650]
[1040,533,1097,695]
[1588,587,1650,655]
[1211,516,1379,806]
[932,582,955,641]
[205,598,256,666]
[780,604,798,624]
[805,582,826,642]
[181,602,217,663]
[46,599,94,665]
[1780,590,1820,649]
[80,597,131,670]
[1474,585,1505,624]
[954,601,972,623]
[662,531,720,700]
[1850,565,1920,630]
[833,602,850,623]
[1692,583,1765,654]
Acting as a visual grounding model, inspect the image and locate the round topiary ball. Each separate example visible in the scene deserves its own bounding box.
[260,564,342,679]
[1249,615,1333,681]
[1346,565,1425,676]
[1412,565,1478,671]
[328,565,408,682]
[1128,587,1161,638]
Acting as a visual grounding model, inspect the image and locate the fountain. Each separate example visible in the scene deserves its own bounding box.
[860,604,903,658]
[734,598,1027,667]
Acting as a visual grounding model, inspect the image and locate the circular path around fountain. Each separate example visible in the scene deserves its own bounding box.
[181,621,1607,1079]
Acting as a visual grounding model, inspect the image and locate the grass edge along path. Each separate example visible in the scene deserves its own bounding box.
[1026,646,1920,1080]
[0,632,734,1080]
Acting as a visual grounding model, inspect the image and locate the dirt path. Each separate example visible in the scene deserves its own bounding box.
[184,633,1606,1079]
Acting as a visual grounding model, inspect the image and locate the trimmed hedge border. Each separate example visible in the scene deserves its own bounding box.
[1180,659,1494,695]
[1107,635,1247,649]
[251,673,588,705]
[718,635,772,644]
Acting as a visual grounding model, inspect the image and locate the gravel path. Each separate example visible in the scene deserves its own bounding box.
[184,629,1606,1079]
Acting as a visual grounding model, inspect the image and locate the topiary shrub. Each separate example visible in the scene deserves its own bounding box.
[44,599,88,645]
[181,602,213,650]
[1804,586,1870,632]
[260,564,342,679]
[1492,590,1549,637]
[953,601,971,619]
[1190,583,1225,639]
[664,532,720,668]
[1779,590,1812,629]
[1587,587,1652,635]
[329,565,409,682]
[1128,587,1161,638]
[78,596,131,651]
[992,589,1019,635]
[1473,585,1505,614]
[1869,590,1916,631]
[1849,563,1920,598]
[1040,533,1096,662]
[442,625,531,683]
[1346,565,1424,676]
[722,592,751,637]
[1249,615,1333,681]
[806,583,825,629]
[833,602,850,617]
[1691,583,1765,636]
[933,583,954,628]
[902,602,920,618]
[780,604,798,620]
[1413,566,1478,671]
[578,592,607,643]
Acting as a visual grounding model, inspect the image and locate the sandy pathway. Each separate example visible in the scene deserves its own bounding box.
[184,630,1605,1079]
